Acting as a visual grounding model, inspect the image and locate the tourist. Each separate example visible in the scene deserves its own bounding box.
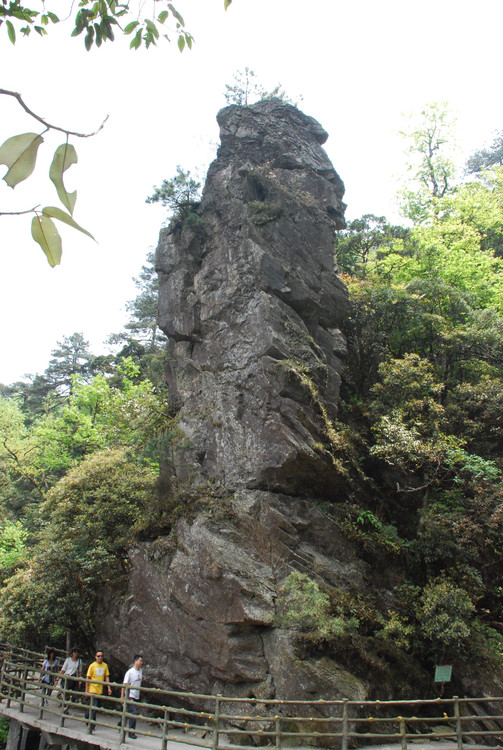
[84,650,112,731]
[40,648,59,706]
[58,647,82,710]
[120,655,143,739]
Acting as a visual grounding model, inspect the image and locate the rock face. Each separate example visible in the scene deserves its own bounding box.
[156,99,349,497]
[98,100,371,706]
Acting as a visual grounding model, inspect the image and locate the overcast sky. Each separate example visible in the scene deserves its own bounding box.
[1,0,503,383]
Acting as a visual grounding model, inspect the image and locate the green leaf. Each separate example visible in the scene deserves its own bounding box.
[47,12,60,23]
[185,34,193,49]
[0,132,44,188]
[124,21,139,34]
[49,143,78,215]
[31,215,62,267]
[41,206,96,241]
[103,20,114,40]
[6,20,16,44]
[168,4,185,25]
[130,28,142,49]
[145,19,159,38]
[224,0,232,8]
[157,10,169,23]
[85,26,94,50]
[177,34,185,52]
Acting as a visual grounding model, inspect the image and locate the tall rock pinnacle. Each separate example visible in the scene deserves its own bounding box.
[99,102,371,705]
[156,99,349,497]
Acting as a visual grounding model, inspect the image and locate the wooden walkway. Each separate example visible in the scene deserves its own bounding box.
[0,644,502,750]
[0,693,208,750]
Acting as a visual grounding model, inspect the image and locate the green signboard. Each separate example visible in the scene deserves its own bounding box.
[434,665,452,682]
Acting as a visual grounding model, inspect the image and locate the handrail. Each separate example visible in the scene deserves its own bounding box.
[0,653,502,749]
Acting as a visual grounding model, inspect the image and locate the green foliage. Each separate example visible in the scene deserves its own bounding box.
[275,572,358,643]
[417,576,474,649]
[334,214,409,276]
[146,166,201,223]
[333,103,503,676]
[0,0,196,51]
[0,520,27,573]
[104,251,170,374]
[398,102,457,223]
[377,610,414,650]
[0,448,159,646]
[248,200,281,225]
[0,717,9,744]
[0,356,171,510]
[466,130,503,174]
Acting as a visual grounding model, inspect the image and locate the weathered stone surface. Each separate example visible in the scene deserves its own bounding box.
[156,98,349,496]
[99,491,368,700]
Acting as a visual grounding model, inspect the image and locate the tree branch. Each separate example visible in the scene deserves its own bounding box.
[0,89,108,137]
[0,206,40,216]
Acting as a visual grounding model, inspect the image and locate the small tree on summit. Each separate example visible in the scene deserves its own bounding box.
[146,166,201,222]
[224,67,301,107]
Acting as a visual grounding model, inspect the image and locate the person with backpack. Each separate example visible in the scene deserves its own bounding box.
[40,648,59,706]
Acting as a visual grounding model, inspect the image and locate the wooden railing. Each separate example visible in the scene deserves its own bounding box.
[0,651,502,749]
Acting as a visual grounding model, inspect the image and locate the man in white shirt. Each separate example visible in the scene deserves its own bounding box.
[121,655,143,739]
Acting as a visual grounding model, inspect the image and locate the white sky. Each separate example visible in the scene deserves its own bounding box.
[1,0,503,383]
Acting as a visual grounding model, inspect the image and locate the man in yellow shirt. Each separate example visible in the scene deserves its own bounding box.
[85,650,112,731]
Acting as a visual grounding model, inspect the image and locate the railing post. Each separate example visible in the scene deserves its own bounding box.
[342,698,349,750]
[6,662,12,709]
[19,667,27,713]
[454,696,463,750]
[87,692,94,735]
[212,694,221,750]
[399,717,407,750]
[0,654,5,701]
[119,684,129,744]
[161,706,169,750]
[275,714,281,750]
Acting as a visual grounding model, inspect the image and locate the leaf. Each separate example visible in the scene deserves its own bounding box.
[42,206,96,241]
[177,34,185,52]
[224,0,232,8]
[94,22,103,46]
[6,20,16,44]
[124,21,139,34]
[157,10,169,23]
[145,19,159,38]
[130,28,142,49]
[85,26,94,50]
[49,143,78,215]
[168,4,184,25]
[31,215,62,267]
[0,132,44,188]
[103,20,114,41]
